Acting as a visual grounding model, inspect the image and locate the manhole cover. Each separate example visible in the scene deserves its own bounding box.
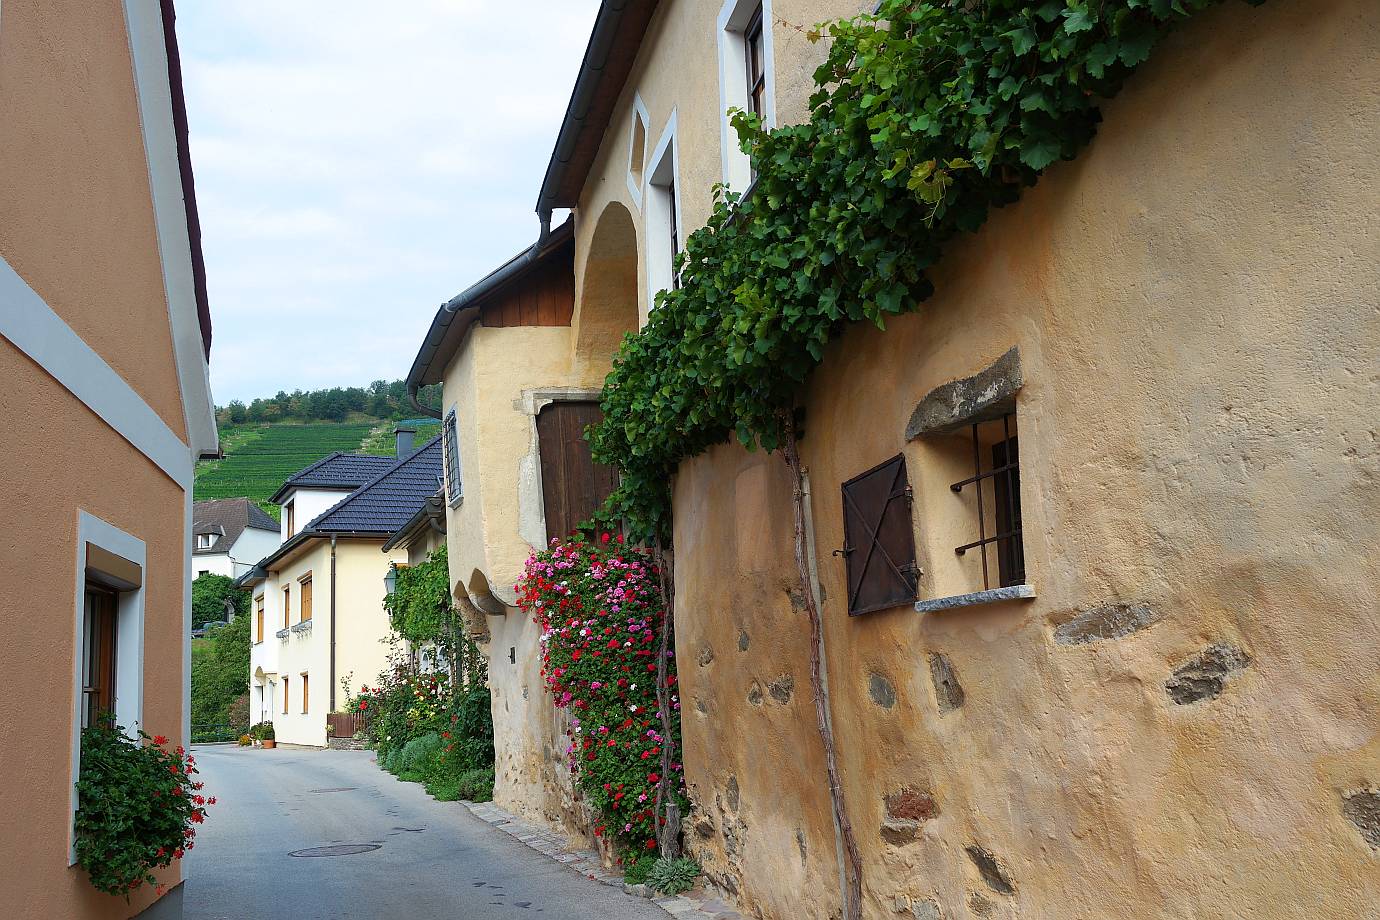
[308,787,357,794]
[289,844,381,858]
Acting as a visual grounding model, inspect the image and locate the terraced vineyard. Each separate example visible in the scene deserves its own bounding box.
[195,417,443,516]
[194,422,379,515]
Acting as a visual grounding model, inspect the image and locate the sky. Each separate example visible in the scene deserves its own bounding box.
[178,1,601,404]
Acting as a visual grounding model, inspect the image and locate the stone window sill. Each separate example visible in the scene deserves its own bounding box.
[914,584,1035,614]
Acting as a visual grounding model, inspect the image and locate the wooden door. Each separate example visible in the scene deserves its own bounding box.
[536,401,619,542]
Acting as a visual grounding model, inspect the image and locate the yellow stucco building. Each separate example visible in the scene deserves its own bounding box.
[239,433,440,747]
[0,2,218,917]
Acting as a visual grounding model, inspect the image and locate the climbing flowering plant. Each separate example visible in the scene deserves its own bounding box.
[73,721,214,898]
[517,534,687,855]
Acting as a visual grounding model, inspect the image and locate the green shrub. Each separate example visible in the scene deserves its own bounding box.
[395,732,444,782]
[623,854,657,886]
[426,767,494,803]
[646,857,700,896]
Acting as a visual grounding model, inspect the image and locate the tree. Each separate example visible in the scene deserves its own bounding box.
[190,611,250,734]
[191,573,247,630]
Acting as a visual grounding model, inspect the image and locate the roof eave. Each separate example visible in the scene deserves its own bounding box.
[535,0,660,216]
[404,219,575,406]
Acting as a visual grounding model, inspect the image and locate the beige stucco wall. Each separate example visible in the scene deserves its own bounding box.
[570,0,871,337]
[668,1,1380,918]
[439,321,616,836]
[0,0,189,440]
[0,342,189,920]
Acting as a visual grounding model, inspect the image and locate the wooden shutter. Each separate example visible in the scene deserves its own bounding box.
[301,673,309,713]
[282,677,289,713]
[255,595,265,642]
[300,577,313,622]
[536,402,619,542]
[282,585,290,629]
[841,454,918,616]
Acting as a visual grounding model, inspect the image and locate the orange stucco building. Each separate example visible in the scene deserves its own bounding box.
[0,2,217,917]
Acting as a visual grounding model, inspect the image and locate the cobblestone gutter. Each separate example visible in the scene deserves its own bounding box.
[462,801,744,920]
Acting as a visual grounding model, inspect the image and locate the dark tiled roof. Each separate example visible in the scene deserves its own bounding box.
[267,452,397,504]
[192,498,278,555]
[308,437,444,535]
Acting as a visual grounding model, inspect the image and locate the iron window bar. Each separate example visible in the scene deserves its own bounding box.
[949,413,1024,590]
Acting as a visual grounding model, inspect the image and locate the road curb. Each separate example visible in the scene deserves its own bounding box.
[459,800,742,919]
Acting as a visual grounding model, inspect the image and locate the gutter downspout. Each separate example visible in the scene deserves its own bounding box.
[406,217,555,420]
[329,535,338,712]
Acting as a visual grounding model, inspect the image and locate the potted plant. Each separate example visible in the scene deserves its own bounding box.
[74,721,214,897]
[249,721,276,749]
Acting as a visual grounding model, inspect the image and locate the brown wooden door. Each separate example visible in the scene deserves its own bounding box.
[536,401,619,542]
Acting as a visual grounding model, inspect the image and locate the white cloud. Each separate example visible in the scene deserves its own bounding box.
[178,0,600,402]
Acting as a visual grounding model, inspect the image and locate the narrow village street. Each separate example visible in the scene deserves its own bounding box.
[182,746,669,920]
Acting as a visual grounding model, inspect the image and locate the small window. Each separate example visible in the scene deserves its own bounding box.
[717,0,773,190]
[285,502,295,538]
[299,575,313,622]
[196,533,215,550]
[744,5,766,122]
[627,96,650,206]
[255,595,265,643]
[646,115,680,302]
[198,569,209,577]
[443,409,462,507]
[841,455,919,616]
[282,584,291,630]
[950,414,1025,589]
[301,673,309,714]
[282,677,289,714]
[80,587,119,728]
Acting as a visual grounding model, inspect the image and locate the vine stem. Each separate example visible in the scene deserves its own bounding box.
[652,533,680,858]
[779,409,862,920]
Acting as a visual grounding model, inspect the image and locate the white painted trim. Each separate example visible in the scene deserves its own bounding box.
[717,0,776,190]
[0,257,193,486]
[121,0,219,460]
[645,111,682,309]
[182,490,193,747]
[625,94,651,209]
[70,511,149,864]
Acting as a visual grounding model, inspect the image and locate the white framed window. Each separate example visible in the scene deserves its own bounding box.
[645,112,681,306]
[626,94,650,209]
[70,511,146,863]
[196,532,214,549]
[717,0,776,191]
[443,408,463,507]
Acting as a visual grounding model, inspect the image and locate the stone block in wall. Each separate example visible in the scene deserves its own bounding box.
[905,347,1022,440]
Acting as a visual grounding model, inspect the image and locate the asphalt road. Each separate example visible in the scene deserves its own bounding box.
[183,745,667,920]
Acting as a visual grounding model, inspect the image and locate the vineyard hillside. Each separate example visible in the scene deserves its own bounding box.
[194,418,439,517]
